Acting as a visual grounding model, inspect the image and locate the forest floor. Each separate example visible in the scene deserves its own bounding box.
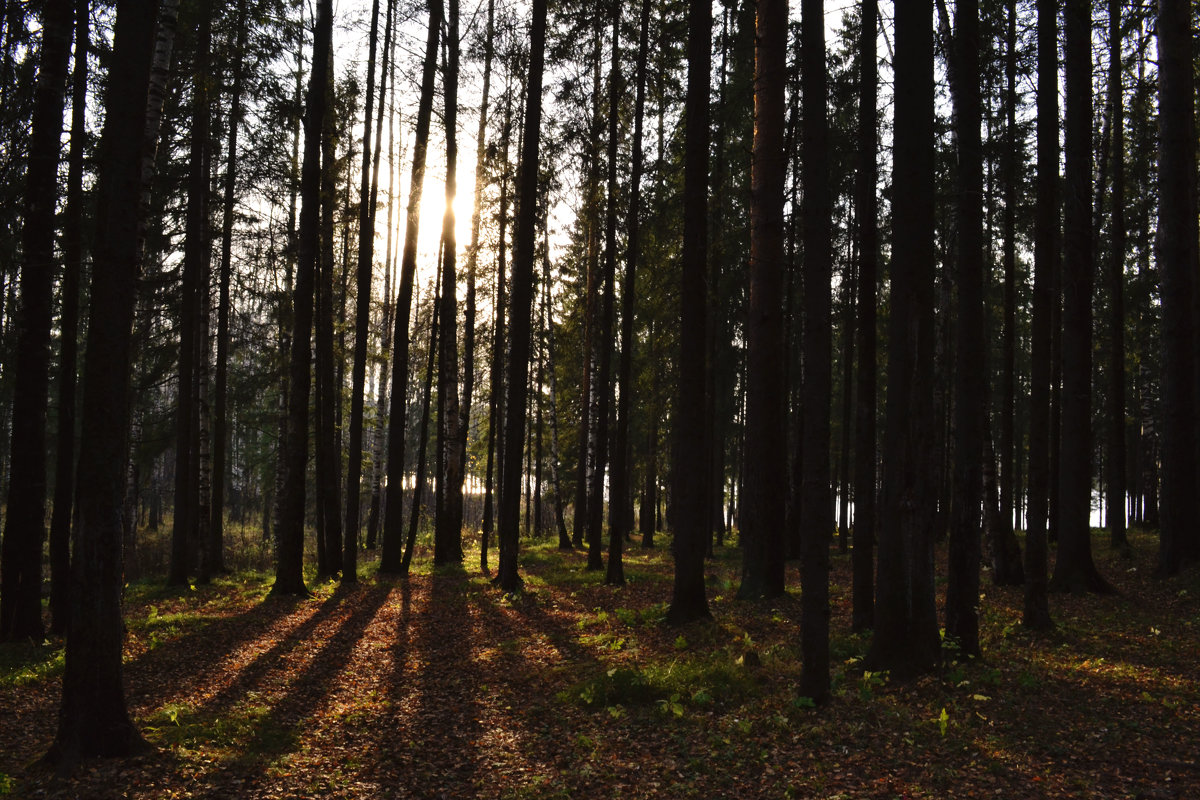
[2,527,1198,799]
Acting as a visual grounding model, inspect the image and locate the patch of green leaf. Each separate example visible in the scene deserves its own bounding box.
[0,641,65,688]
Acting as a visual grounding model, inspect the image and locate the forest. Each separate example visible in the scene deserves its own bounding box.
[0,0,1198,796]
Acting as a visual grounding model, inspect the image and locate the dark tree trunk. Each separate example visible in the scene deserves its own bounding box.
[1050,0,1114,594]
[867,0,940,676]
[0,0,73,642]
[1105,0,1128,556]
[44,0,161,764]
[212,0,249,578]
[167,0,214,588]
[48,0,90,637]
[588,0,620,574]
[545,245,571,549]
[343,0,386,583]
[666,0,713,626]
[1156,0,1199,575]
[851,0,878,634]
[496,0,548,593]
[738,0,787,602]
[608,0,651,585]
[946,0,985,658]
[275,0,334,597]
[1023,0,1057,629]
[798,0,833,700]
[380,0,440,574]
[435,0,464,566]
[999,0,1018,547]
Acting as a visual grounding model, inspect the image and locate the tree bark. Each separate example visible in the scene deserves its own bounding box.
[45,0,161,763]
[1105,0,1128,556]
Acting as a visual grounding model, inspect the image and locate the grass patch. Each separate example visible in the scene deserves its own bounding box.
[0,641,65,688]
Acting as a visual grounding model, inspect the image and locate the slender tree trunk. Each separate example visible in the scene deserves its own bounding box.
[167,0,214,588]
[1023,0,1057,628]
[211,0,249,577]
[48,0,90,636]
[545,243,571,548]
[381,0,441,573]
[798,0,833,698]
[666,0,713,625]
[275,0,334,597]
[497,0,548,593]
[45,0,161,763]
[1106,0,1128,556]
[946,0,985,657]
[343,0,386,583]
[403,276,441,572]
[851,0,878,634]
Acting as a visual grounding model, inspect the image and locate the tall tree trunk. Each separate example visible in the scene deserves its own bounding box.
[1023,0,1057,628]
[435,0,464,565]
[45,0,161,763]
[496,0,548,593]
[211,0,249,577]
[608,0,651,584]
[1051,0,1113,594]
[1105,0,1128,555]
[741,0,788,602]
[343,0,386,583]
[48,0,90,636]
[946,0,985,657]
[546,243,571,549]
[851,0,878,634]
[666,0,713,625]
[381,0,441,574]
[867,0,940,676]
[798,0,833,699]
[0,0,73,642]
[167,0,213,588]
[403,276,441,571]
[1155,0,1199,575]
[588,0,620,573]
[275,0,333,597]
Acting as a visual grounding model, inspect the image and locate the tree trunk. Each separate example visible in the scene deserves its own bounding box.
[211,0,248,579]
[343,0,385,583]
[403,276,441,572]
[45,0,161,763]
[1156,0,1199,575]
[435,0,464,565]
[666,0,713,625]
[381,0,441,574]
[48,0,89,636]
[1105,0,1128,556]
[275,0,334,597]
[999,0,1018,545]
[1023,0,1057,628]
[851,0,878,634]
[946,0,985,657]
[867,0,940,676]
[798,0,833,699]
[496,0,548,593]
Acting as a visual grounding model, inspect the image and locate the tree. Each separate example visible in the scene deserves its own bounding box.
[0,0,74,642]
[798,0,833,700]
[380,0,440,574]
[44,0,162,763]
[274,0,333,597]
[867,0,940,676]
[1104,0,1128,556]
[48,0,90,636]
[665,0,713,626]
[946,0,985,658]
[1023,0,1057,629]
[738,0,787,603]
[344,0,386,584]
[851,0,878,634]
[1156,0,1199,576]
[607,0,652,587]
[497,0,549,593]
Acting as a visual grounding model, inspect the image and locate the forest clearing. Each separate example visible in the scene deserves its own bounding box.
[3,528,1197,799]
